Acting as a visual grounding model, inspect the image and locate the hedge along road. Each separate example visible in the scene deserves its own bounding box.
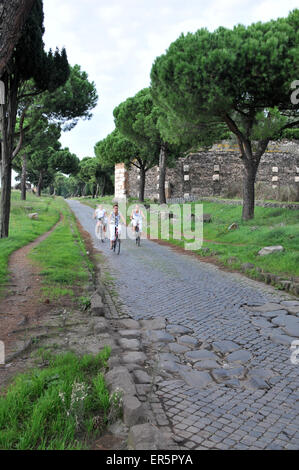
[67,199,299,450]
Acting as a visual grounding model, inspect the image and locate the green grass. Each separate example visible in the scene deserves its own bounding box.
[0,348,113,450]
[29,201,94,302]
[0,192,62,293]
[150,201,299,279]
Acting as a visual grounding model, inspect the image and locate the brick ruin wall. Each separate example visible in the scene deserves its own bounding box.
[115,141,299,200]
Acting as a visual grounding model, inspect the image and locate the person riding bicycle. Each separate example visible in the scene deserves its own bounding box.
[109,204,126,250]
[93,204,107,239]
[130,205,145,238]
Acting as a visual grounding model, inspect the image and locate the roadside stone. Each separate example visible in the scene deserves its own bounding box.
[212,340,240,355]
[249,302,284,312]
[144,330,174,343]
[90,292,105,317]
[248,368,275,381]
[118,338,141,351]
[133,369,152,384]
[158,359,181,374]
[185,349,218,362]
[177,335,199,347]
[169,343,191,354]
[281,317,299,337]
[108,420,129,438]
[281,300,299,308]
[244,376,270,391]
[212,367,245,384]
[271,316,288,327]
[269,332,295,346]
[119,319,140,329]
[251,318,272,329]
[93,318,108,334]
[119,329,141,339]
[105,366,136,396]
[284,305,299,316]
[140,317,166,330]
[159,353,180,363]
[122,352,146,365]
[258,246,284,256]
[241,263,255,271]
[179,368,213,388]
[260,310,288,318]
[226,350,252,364]
[193,359,220,370]
[166,324,192,335]
[123,396,145,426]
[127,423,177,450]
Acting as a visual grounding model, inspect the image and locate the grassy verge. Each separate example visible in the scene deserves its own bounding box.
[29,200,94,302]
[149,201,299,280]
[0,347,124,450]
[0,192,62,293]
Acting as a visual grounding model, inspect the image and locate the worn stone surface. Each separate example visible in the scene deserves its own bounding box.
[177,335,199,347]
[193,359,221,370]
[105,366,136,396]
[144,330,174,343]
[92,317,108,334]
[166,324,192,335]
[119,329,141,339]
[212,340,240,355]
[119,319,140,329]
[133,369,152,384]
[226,350,252,364]
[90,292,105,316]
[140,318,166,330]
[123,396,145,426]
[179,368,213,388]
[168,343,191,354]
[118,338,140,351]
[185,349,218,362]
[127,423,177,450]
[122,352,147,365]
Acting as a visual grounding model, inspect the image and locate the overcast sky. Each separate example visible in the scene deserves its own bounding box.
[42,0,298,160]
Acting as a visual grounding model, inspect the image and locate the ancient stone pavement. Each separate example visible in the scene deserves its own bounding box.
[68,200,299,450]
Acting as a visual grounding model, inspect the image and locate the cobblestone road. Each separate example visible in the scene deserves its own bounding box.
[68,200,299,450]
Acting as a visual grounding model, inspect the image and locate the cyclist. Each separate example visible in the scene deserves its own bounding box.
[93,204,107,239]
[109,203,126,250]
[130,204,145,238]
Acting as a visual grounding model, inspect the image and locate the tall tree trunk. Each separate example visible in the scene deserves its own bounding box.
[0,72,18,238]
[21,153,27,200]
[159,145,167,204]
[242,162,257,221]
[0,0,36,78]
[37,171,43,197]
[139,166,146,202]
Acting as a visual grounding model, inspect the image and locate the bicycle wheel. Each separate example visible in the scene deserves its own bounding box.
[137,235,141,247]
[117,238,121,255]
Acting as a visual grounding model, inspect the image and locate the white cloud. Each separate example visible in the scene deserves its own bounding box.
[40,0,298,160]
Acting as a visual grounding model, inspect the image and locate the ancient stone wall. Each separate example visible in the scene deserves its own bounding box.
[125,141,299,200]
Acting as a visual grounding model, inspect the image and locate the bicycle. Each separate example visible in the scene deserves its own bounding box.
[112,226,121,255]
[97,218,105,243]
[135,223,141,247]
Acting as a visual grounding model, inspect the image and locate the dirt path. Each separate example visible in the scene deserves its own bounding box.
[0,215,62,372]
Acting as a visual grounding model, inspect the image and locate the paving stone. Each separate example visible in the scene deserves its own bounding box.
[119,319,140,329]
[119,329,141,338]
[118,338,141,350]
[226,350,252,364]
[271,316,288,327]
[127,423,177,450]
[177,336,199,347]
[244,377,271,391]
[123,396,145,426]
[140,317,166,330]
[185,349,218,362]
[249,303,285,312]
[159,353,180,363]
[166,324,193,335]
[144,330,174,343]
[281,317,299,337]
[169,343,191,354]
[179,368,213,388]
[133,369,152,384]
[270,332,296,346]
[251,318,272,329]
[105,366,136,396]
[92,317,108,334]
[260,310,288,318]
[158,359,181,374]
[248,368,275,381]
[212,340,240,355]
[193,359,221,371]
[211,367,244,384]
[122,352,147,365]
